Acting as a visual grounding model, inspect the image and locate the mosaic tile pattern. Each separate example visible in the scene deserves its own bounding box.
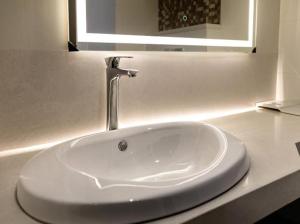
[159,0,221,31]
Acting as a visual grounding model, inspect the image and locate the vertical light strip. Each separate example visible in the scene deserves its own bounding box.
[253,0,259,47]
[76,0,87,41]
[75,0,255,47]
[248,0,255,46]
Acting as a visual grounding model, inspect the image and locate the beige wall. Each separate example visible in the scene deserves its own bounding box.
[277,0,300,101]
[0,0,68,50]
[0,0,280,151]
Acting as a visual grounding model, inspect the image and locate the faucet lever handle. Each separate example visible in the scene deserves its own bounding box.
[105,56,133,68]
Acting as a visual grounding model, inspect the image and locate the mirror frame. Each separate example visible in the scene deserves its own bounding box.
[71,0,256,50]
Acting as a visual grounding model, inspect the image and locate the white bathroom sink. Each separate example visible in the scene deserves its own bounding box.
[17,122,250,224]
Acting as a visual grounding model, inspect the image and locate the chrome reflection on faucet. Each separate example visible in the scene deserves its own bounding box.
[105,56,139,131]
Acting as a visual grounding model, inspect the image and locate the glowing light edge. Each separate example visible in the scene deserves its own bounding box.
[0,106,256,158]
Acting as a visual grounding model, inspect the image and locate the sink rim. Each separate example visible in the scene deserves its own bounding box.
[16,121,250,224]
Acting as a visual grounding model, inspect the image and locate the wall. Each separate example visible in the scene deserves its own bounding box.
[0,0,280,151]
[0,0,68,50]
[277,0,300,101]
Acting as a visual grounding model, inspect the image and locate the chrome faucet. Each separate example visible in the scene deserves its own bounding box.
[105,56,138,131]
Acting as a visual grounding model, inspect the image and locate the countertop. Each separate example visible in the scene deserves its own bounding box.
[1,109,300,224]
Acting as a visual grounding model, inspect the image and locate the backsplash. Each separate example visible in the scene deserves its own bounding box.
[158,0,221,31]
[0,51,277,151]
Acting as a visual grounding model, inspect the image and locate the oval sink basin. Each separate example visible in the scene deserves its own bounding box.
[17,122,250,224]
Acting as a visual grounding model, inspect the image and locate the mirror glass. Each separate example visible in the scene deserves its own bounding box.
[70,0,255,51]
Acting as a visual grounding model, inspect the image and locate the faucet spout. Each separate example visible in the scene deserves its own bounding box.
[109,68,139,78]
[105,57,139,131]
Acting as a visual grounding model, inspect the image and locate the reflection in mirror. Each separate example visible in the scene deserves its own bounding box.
[70,0,255,52]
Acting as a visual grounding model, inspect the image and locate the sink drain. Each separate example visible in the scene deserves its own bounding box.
[118,140,128,152]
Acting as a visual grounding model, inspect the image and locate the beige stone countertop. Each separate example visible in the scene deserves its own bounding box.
[1,110,300,224]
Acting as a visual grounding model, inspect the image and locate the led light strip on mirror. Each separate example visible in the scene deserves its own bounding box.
[75,0,256,48]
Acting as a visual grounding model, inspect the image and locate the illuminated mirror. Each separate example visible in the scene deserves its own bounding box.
[69,0,256,51]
